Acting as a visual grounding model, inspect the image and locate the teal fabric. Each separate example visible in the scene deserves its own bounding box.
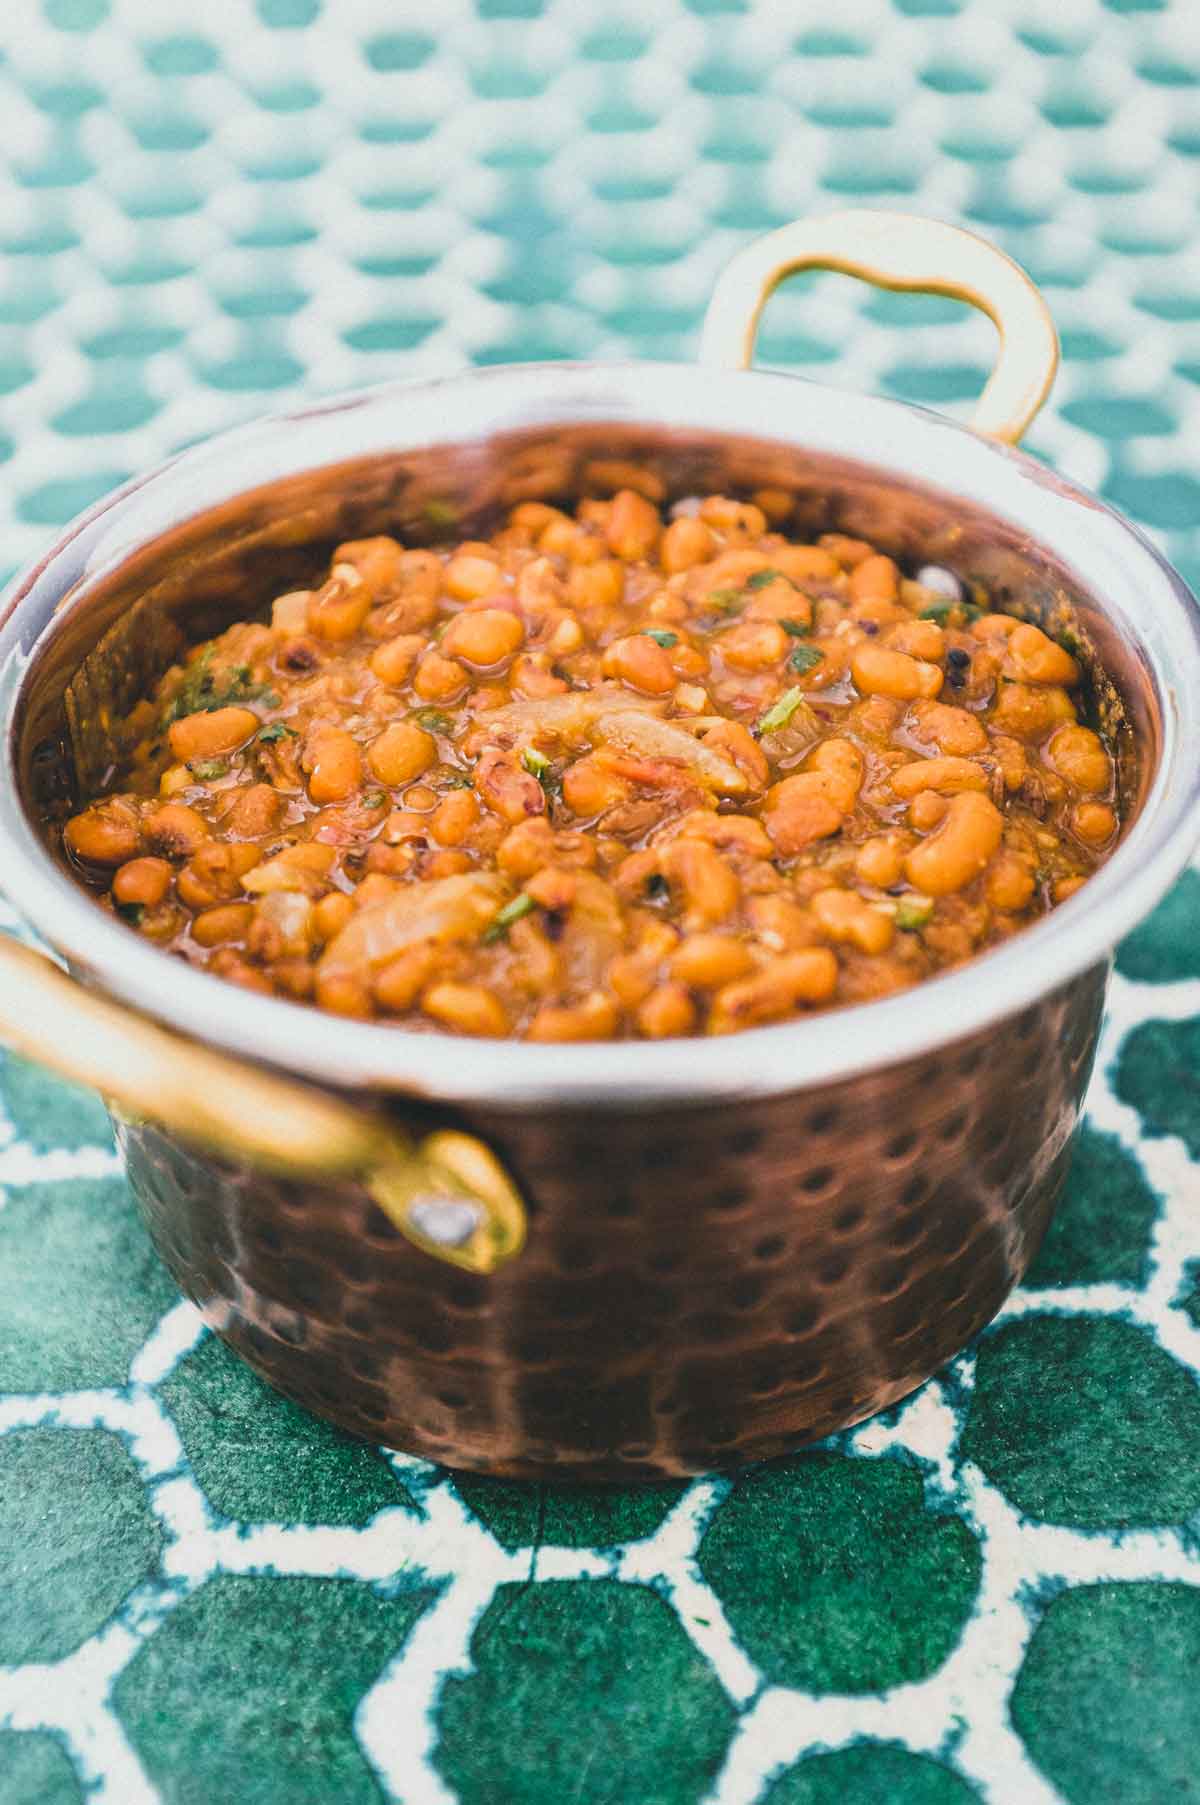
[0,5,1198,1802]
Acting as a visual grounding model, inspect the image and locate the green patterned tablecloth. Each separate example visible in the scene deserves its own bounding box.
[2,3,1200,1801]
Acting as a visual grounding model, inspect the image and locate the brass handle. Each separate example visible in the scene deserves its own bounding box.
[700,209,1059,445]
[0,935,525,1275]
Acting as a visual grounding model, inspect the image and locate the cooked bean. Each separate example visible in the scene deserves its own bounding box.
[144,803,210,858]
[528,991,621,1042]
[113,856,172,908]
[70,483,1118,1040]
[855,834,907,888]
[606,489,662,561]
[699,721,770,791]
[1007,622,1080,686]
[568,559,624,609]
[708,948,839,1032]
[811,888,894,955]
[308,566,373,640]
[442,608,525,666]
[671,934,754,988]
[699,496,767,541]
[906,699,988,756]
[368,721,436,787]
[905,792,1004,896]
[763,774,845,856]
[370,634,423,687]
[413,650,468,701]
[602,634,677,695]
[987,852,1036,911]
[1047,724,1111,795]
[661,516,716,574]
[374,944,440,1012]
[908,791,949,832]
[333,535,403,595]
[990,682,1075,739]
[772,544,839,584]
[430,788,479,845]
[474,747,547,823]
[67,799,144,866]
[848,553,900,604]
[168,706,260,764]
[720,620,789,670]
[313,892,355,943]
[886,618,945,662]
[422,982,509,1038]
[224,783,286,839]
[443,554,502,602]
[306,729,363,804]
[177,843,261,910]
[191,901,255,947]
[890,757,987,799]
[805,739,864,813]
[1072,801,1117,844]
[636,983,696,1038]
[661,840,740,927]
[852,643,942,700]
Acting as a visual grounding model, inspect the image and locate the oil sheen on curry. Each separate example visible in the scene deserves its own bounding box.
[63,482,1119,1042]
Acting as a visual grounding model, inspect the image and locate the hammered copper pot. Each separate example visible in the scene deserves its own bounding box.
[0,212,1197,1481]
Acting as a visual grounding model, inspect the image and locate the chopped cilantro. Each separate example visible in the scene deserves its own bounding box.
[779,618,809,637]
[706,587,742,610]
[756,686,810,734]
[414,708,455,735]
[189,758,229,781]
[257,722,296,743]
[895,896,934,931]
[114,900,144,926]
[161,650,278,726]
[481,893,536,945]
[521,746,551,779]
[442,771,473,789]
[641,629,679,648]
[918,599,982,625]
[745,568,792,591]
[788,644,824,675]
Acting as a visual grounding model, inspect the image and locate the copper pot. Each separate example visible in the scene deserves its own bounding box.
[0,212,1196,1481]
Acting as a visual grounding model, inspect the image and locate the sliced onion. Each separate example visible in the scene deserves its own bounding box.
[318,872,506,981]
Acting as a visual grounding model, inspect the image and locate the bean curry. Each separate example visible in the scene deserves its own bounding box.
[63,479,1119,1041]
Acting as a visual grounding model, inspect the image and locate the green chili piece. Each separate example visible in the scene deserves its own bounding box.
[895,896,934,931]
[482,893,536,945]
[521,747,551,778]
[756,686,809,734]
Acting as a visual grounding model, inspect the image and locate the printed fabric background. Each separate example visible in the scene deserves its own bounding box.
[0,1,1199,1801]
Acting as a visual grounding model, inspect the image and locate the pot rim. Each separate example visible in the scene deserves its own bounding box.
[1,358,1198,1109]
